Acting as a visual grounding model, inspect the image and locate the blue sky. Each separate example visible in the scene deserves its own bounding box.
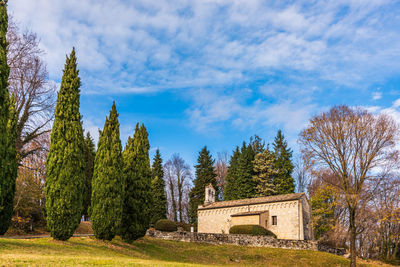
[8,0,400,169]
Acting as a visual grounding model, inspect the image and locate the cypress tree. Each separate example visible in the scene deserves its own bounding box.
[253,148,277,197]
[149,149,167,225]
[91,102,123,240]
[224,146,240,201]
[45,48,86,240]
[121,123,152,242]
[82,132,95,220]
[235,142,256,199]
[0,0,18,235]
[188,146,217,224]
[272,130,295,194]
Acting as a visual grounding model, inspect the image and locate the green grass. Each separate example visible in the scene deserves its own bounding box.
[0,236,388,266]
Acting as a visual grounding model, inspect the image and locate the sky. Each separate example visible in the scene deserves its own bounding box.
[8,0,400,169]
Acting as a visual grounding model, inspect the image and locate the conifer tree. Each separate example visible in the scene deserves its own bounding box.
[149,149,167,224]
[82,132,95,220]
[0,0,18,235]
[91,102,123,240]
[253,148,277,197]
[224,146,240,201]
[121,123,152,242]
[272,130,295,194]
[45,48,85,240]
[189,146,217,224]
[235,142,256,199]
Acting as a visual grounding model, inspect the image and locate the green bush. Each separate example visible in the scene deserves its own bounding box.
[176,222,192,232]
[229,225,277,238]
[155,219,177,232]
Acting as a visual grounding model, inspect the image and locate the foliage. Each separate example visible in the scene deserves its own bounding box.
[253,148,277,196]
[155,219,177,232]
[176,221,192,232]
[272,130,295,195]
[121,123,152,242]
[82,132,95,219]
[45,48,85,241]
[229,225,277,237]
[149,149,167,225]
[310,185,338,240]
[224,146,240,201]
[189,146,217,224]
[235,142,256,199]
[91,102,124,241]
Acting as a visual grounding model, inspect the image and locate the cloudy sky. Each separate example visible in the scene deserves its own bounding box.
[8,0,400,168]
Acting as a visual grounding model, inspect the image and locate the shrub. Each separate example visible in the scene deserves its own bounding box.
[176,222,192,232]
[155,219,177,232]
[229,225,277,238]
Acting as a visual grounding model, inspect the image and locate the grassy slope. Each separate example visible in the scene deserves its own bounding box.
[0,236,388,267]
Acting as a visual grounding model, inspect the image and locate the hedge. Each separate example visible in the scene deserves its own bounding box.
[176,222,192,232]
[229,225,277,238]
[155,219,177,232]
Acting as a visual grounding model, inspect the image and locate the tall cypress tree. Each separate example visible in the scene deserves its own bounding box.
[149,149,167,224]
[121,123,152,242]
[188,146,217,224]
[253,148,277,197]
[235,142,256,199]
[45,48,85,240]
[272,130,295,194]
[91,102,123,240]
[0,0,18,235]
[224,146,240,201]
[82,132,95,220]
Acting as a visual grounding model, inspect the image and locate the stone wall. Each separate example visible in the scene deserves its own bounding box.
[146,229,318,251]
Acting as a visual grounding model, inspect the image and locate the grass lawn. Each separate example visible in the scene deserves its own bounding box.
[0,236,390,266]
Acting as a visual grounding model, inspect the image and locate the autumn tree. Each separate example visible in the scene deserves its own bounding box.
[214,151,228,200]
[253,148,277,196]
[45,48,85,241]
[299,105,399,267]
[7,17,55,162]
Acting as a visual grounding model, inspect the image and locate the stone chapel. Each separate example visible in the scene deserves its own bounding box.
[197,184,313,240]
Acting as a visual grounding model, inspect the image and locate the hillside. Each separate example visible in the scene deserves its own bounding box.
[0,236,389,267]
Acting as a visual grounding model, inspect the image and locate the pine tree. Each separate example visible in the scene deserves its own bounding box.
[121,123,152,242]
[82,132,95,220]
[91,102,124,240]
[45,48,85,240]
[149,149,167,225]
[272,130,295,195]
[189,146,217,224]
[235,142,256,199]
[0,0,18,235]
[253,148,277,197]
[224,146,240,201]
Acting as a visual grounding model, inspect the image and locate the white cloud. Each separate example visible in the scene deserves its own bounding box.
[393,98,400,108]
[372,92,382,100]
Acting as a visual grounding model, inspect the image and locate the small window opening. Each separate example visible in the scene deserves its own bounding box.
[272,216,277,225]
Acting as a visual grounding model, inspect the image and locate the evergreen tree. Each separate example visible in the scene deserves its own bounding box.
[91,102,123,240]
[0,0,18,235]
[235,142,256,199]
[188,146,217,224]
[272,130,295,194]
[45,48,85,240]
[224,146,240,201]
[82,132,95,220]
[250,135,265,155]
[253,148,277,197]
[121,123,152,242]
[149,149,167,225]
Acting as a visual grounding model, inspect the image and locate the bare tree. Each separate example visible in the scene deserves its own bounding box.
[214,151,228,200]
[299,105,399,267]
[293,156,311,193]
[7,17,56,162]
[164,154,192,222]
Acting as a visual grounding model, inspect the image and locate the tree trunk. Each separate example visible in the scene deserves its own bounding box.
[169,179,177,222]
[349,206,357,267]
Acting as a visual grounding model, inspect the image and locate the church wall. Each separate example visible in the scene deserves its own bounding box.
[231,215,259,227]
[198,200,302,239]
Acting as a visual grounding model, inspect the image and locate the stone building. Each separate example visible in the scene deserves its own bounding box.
[197,184,313,240]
